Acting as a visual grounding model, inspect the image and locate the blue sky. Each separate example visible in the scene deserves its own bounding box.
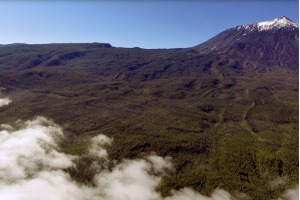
[0,1,298,48]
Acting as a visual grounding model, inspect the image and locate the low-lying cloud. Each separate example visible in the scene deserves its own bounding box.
[0,97,11,107]
[0,117,234,200]
[269,176,288,189]
[278,186,299,200]
[0,116,297,200]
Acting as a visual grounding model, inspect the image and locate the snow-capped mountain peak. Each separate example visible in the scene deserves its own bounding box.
[237,16,298,32]
[257,16,298,31]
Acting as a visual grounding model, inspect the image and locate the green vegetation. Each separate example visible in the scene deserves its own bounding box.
[0,44,298,199]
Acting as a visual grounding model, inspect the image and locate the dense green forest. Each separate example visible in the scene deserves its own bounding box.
[0,41,298,199]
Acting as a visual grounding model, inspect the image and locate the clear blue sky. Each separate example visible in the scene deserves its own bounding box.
[0,1,298,49]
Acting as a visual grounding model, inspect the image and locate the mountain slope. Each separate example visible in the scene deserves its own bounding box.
[0,17,298,199]
[195,16,299,68]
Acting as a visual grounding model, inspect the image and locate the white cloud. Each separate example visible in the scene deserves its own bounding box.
[93,158,166,200]
[165,188,233,200]
[0,117,79,200]
[0,116,293,200]
[0,97,11,107]
[279,186,299,200]
[0,117,74,183]
[269,176,288,189]
[89,134,113,159]
[147,154,173,173]
[0,115,170,200]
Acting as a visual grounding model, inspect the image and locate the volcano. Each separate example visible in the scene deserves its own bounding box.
[195,16,299,68]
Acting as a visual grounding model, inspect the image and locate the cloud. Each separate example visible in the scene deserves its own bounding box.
[93,158,167,200]
[89,134,113,159]
[0,97,11,107]
[0,117,171,199]
[0,117,78,200]
[165,188,232,200]
[0,117,74,183]
[0,116,293,200]
[0,114,169,200]
[269,176,288,189]
[278,186,299,200]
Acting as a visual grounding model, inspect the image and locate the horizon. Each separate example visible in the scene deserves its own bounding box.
[1,15,298,49]
[0,1,298,48]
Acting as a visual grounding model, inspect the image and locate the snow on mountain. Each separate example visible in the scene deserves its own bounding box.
[195,16,298,67]
[237,16,298,32]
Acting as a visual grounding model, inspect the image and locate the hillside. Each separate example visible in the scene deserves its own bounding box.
[0,17,298,199]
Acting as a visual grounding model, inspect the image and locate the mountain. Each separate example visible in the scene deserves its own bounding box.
[0,17,298,200]
[195,16,299,68]
[0,43,28,47]
[235,16,298,32]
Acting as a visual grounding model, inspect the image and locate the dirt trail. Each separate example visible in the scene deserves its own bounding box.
[240,101,256,136]
[240,93,269,142]
[215,93,241,127]
[215,88,269,142]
